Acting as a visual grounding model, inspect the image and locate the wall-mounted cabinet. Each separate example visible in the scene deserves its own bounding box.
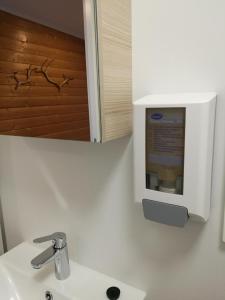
[0,0,131,143]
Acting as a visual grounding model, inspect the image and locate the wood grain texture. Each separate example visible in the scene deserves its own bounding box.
[0,10,90,141]
[96,0,132,142]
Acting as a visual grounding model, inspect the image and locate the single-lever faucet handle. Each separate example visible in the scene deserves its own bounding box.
[33,232,67,249]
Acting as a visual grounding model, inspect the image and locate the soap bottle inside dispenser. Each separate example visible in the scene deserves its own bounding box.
[145,107,185,195]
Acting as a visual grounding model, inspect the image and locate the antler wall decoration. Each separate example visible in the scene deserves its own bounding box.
[13,64,35,90]
[12,59,74,91]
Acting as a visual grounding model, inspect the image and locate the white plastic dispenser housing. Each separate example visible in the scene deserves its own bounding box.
[133,93,217,227]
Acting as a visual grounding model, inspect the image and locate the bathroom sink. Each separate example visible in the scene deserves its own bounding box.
[0,242,146,300]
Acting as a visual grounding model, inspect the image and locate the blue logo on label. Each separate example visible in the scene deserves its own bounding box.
[151,113,163,120]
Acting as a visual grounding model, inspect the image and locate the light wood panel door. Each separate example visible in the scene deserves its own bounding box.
[96,0,132,143]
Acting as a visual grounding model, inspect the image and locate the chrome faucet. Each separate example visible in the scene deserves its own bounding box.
[31,232,70,280]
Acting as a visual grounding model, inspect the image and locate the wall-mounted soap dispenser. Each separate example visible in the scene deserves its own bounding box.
[133,93,217,227]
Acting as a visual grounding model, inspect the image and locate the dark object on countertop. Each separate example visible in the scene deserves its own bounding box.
[45,291,53,300]
[106,286,121,300]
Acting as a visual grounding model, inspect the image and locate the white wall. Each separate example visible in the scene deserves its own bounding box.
[1,0,225,299]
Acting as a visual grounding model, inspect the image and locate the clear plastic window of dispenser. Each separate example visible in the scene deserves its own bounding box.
[146,107,185,195]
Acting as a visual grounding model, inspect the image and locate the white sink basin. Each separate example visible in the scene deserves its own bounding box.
[0,242,146,300]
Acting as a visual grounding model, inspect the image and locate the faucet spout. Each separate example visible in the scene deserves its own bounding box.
[31,246,56,269]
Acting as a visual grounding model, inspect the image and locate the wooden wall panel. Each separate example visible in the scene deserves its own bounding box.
[0,10,90,141]
[96,0,132,142]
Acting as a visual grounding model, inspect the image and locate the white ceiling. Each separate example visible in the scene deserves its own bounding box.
[0,0,84,38]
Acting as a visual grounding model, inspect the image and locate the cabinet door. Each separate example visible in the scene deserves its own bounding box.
[96,0,132,143]
[0,5,91,141]
[84,0,132,143]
